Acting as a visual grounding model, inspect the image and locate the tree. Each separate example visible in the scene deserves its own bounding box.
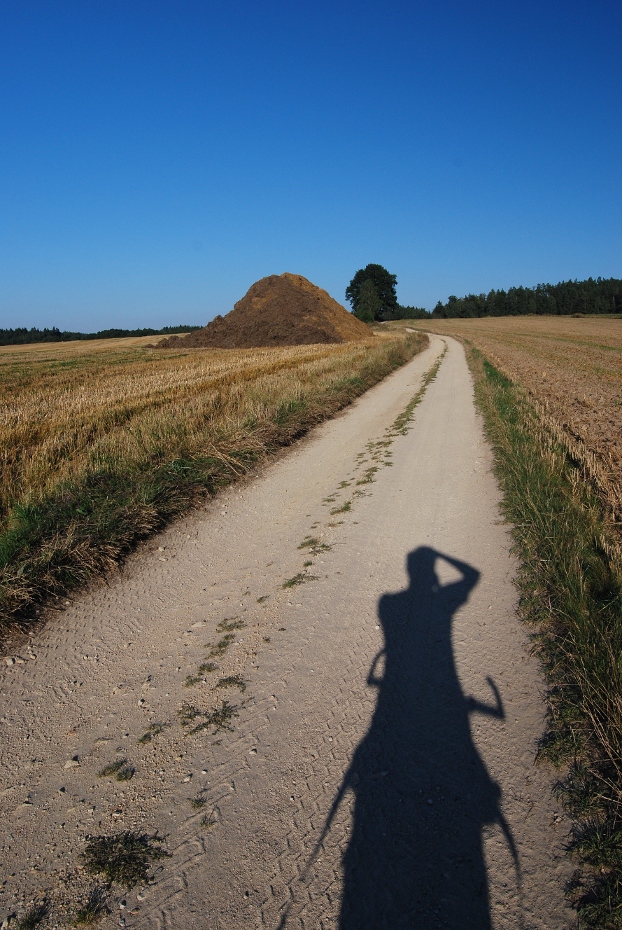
[346,264,398,321]
[355,279,381,323]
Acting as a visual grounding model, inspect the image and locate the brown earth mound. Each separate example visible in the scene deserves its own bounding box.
[159,273,370,349]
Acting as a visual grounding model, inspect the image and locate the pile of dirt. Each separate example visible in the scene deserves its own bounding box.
[159,273,370,349]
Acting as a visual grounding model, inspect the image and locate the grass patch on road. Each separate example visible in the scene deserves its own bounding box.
[81,831,169,889]
[0,332,426,634]
[468,344,622,929]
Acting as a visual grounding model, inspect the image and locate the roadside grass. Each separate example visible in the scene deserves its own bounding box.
[0,332,426,633]
[467,343,622,928]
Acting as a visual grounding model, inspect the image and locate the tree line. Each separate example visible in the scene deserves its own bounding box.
[346,266,622,322]
[431,276,622,318]
[0,324,201,346]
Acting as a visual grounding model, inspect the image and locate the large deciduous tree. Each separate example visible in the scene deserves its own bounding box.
[346,264,398,321]
[355,279,381,323]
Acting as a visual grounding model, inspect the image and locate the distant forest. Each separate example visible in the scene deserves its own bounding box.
[0,324,202,346]
[431,276,622,319]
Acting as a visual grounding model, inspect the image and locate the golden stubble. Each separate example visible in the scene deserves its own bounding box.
[0,336,390,521]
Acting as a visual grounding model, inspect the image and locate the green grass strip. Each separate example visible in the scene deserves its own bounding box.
[467,343,622,928]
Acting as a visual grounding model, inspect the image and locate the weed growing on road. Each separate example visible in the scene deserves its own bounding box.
[98,759,135,781]
[215,675,246,693]
[218,617,245,632]
[356,466,378,485]
[391,345,447,436]
[330,501,351,515]
[73,886,110,925]
[81,832,169,889]
[468,343,622,928]
[138,723,165,744]
[178,700,239,734]
[297,537,331,555]
[283,572,318,588]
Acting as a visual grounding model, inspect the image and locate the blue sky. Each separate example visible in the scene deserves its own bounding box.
[1,0,620,330]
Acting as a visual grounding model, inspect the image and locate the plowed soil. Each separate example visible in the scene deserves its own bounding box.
[160,273,369,349]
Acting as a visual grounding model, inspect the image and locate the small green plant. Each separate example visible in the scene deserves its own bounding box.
[303,560,313,567]
[73,886,109,925]
[190,792,207,810]
[138,723,164,744]
[200,812,217,829]
[98,758,135,781]
[206,634,234,658]
[356,467,378,485]
[178,700,239,734]
[283,571,318,588]
[116,764,135,781]
[330,501,351,515]
[217,617,245,632]
[215,675,246,693]
[297,537,331,555]
[82,831,169,889]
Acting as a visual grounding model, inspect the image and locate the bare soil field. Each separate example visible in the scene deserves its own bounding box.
[401,316,622,535]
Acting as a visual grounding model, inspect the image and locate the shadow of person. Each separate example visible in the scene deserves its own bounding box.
[315,547,518,929]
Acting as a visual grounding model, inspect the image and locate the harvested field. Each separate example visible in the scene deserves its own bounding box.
[0,330,426,629]
[399,316,622,538]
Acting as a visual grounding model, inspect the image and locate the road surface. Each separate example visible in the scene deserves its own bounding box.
[0,335,574,928]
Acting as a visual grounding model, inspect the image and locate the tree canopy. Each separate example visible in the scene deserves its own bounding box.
[346,264,399,321]
[431,277,622,319]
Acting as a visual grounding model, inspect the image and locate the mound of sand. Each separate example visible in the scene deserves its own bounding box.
[159,273,370,349]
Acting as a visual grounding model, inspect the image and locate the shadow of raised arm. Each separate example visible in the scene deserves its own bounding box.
[467,676,505,720]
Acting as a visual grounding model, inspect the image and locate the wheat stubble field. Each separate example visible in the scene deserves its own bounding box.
[0,330,425,629]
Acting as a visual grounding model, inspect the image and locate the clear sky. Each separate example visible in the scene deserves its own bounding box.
[1,0,620,330]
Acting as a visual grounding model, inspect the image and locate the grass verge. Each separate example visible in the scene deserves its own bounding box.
[0,333,426,633]
[467,343,622,928]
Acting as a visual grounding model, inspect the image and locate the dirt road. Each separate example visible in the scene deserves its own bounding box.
[0,335,574,928]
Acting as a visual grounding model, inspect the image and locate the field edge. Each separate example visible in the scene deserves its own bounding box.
[465,340,622,929]
[0,333,428,640]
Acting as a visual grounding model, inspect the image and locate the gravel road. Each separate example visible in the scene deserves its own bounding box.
[0,335,574,929]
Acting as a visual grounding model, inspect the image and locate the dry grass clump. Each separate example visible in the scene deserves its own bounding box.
[0,331,426,628]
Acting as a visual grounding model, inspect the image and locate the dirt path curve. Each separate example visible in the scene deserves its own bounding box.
[1,335,574,929]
